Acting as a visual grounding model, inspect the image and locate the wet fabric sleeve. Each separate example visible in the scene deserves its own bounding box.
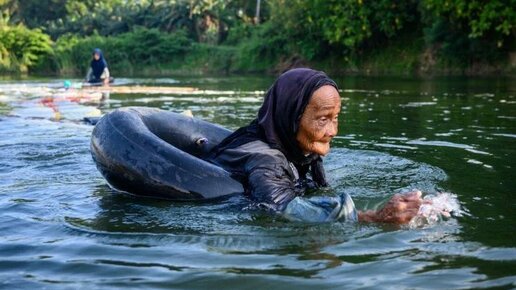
[245,155,357,223]
[282,194,358,223]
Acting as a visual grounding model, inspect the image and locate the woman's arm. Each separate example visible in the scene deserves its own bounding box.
[243,150,422,224]
[248,162,422,223]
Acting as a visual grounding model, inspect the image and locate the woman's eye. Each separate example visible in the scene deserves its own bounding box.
[317,118,328,126]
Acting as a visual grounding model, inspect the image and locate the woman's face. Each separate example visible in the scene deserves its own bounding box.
[296,85,341,156]
[93,53,100,60]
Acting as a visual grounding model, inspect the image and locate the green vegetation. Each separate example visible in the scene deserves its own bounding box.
[0,25,52,73]
[51,28,193,75]
[0,0,514,76]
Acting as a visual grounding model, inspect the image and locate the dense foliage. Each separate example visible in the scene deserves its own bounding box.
[265,0,419,58]
[421,0,515,65]
[53,28,192,75]
[0,25,52,73]
[0,0,513,75]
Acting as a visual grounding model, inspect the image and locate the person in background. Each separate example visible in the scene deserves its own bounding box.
[85,48,110,85]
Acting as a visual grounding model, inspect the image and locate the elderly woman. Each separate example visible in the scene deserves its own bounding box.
[208,68,422,223]
[85,48,111,85]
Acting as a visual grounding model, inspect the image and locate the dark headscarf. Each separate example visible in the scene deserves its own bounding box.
[209,68,338,187]
[90,48,107,79]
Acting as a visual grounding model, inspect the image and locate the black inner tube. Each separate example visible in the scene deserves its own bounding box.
[91,107,244,200]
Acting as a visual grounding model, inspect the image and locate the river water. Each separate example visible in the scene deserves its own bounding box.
[0,76,514,289]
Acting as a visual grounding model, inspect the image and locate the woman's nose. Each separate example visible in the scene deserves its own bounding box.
[325,121,337,137]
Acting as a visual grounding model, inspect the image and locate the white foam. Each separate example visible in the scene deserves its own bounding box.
[409,192,463,227]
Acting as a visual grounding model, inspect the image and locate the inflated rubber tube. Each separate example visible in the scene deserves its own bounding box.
[91,107,244,200]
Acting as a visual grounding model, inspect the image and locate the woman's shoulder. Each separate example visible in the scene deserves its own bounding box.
[232,140,292,172]
[235,140,286,160]
[210,140,291,175]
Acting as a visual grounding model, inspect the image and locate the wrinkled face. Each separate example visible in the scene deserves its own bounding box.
[296,85,341,156]
[93,53,100,60]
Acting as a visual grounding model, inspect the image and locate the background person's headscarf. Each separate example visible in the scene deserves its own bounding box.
[208,68,338,187]
[90,48,107,79]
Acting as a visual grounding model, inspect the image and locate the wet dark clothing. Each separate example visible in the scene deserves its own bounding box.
[210,140,309,210]
[208,68,357,222]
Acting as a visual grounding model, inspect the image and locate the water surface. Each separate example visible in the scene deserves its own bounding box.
[0,75,515,289]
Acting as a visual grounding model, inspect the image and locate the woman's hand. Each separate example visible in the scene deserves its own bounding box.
[358,191,425,224]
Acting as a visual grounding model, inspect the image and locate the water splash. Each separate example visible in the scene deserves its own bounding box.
[410,192,463,227]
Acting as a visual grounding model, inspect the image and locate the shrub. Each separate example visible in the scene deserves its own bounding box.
[52,28,192,75]
[0,25,53,73]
